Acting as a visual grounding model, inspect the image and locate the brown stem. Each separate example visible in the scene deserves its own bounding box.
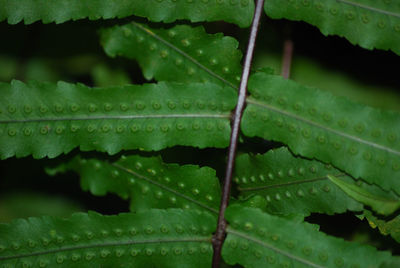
[211,1,265,267]
[281,39,294,79]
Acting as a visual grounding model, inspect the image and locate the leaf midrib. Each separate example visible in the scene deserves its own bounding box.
[0,237,210,261]
[336,0,400,19]
[0,113,230,124]
[246,98,400,157]
[132,22,238,90]
[112,163,219,214]
[226,227,325,268]
[238,173,345,192]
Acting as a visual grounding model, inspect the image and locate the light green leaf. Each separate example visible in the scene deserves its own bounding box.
[0,0,254,27]
[100,22,242,88]
[362,209,400,243]
[265,0,400,55]
[0,80,236,159]
[0,209,215,267]
[222,205,394,268]
[241,73,400,195]
[328,174,400,215]
[50,154,221,214]
[235,147,363,216]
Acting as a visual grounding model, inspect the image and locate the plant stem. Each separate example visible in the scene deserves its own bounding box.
[211,1,265,267]
[281,39,294,79]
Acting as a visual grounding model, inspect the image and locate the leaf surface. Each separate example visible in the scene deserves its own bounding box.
[0,209,215,267]
[0,0,254,27]
[241,73,400,194]
[222,205,394,268]
[265,0,400,55]
[235,147,363,215]
[51,154,221,214]
[0,80,236,159]
[328,174,400,215]
[100,22,242,88]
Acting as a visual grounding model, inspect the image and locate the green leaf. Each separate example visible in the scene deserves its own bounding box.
[50,154,221,214]
[235,147,363,216]
[222,205,394,268]
[241,73,400,195]
[362,209,400,243]
[0,209,215,267]
[100,22,242,88]
[0,0,254,27]
[328,174,400,215]
[0,80,236,159]
[265,0,400,56]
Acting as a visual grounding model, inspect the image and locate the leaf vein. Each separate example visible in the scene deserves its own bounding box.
[0,114,230,124]
[226,228,326,268]
[132,22,237,89]
[111,163,218,214]
[0,237,210,261]
[336,0,400,19]
[247,98,400,157]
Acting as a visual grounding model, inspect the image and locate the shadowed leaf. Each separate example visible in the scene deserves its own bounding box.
[49,154,221,214]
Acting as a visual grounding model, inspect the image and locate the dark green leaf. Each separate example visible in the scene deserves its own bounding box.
[222,205,394,268]
[100,22,242,88]
[50,154,220,214]
[235,147,363,215]
[265,0,400,55]
[0,209,215,267]
[0,0,254,27]
[241,73,400,194]
[0,80,236,159]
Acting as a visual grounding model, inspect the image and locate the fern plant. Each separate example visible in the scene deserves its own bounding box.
[1,0,400,267]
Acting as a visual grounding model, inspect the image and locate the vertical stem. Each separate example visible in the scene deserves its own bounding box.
[281,23,294,79]
[281,39,294,79]
[211,1,265,267]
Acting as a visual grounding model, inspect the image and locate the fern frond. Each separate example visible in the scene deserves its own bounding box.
[100,22,242,89]
[235,147,363,215]
[0,80,236,159]
[265,0,400,55]
[241,73,400,195]
[50,154,221,214]
[0,0,254,27]
[222,205,394,268]
[0,209,215,267]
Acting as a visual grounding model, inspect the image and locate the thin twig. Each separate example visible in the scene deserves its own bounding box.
[281,39,294,79]
[211,1,265,267]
